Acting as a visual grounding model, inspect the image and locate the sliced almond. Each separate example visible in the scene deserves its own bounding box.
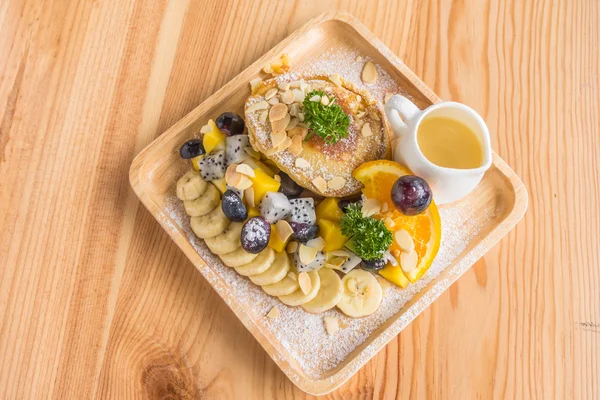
[276,136,292,152]
[306,237,326,251]
[289,80,301,88]
[355,55,363,62]
[266,306,279,319]
[300,81,309,94]
[262,64,273,74]
[225,164,240,185]
[299,244,318,264]
[287,271,297,280]
[244,186,255,207]
[289,103,299,117]
[275,220,294,242]
[278,82,291,91]
[265,146,280,156]
[328,257,347,268]
[249,78,262,91]
[312,176,328,193]
[394,229,415,253]
[295,157,310,170]
[329,250,350,259]
[200,123,212,134]
[268,96,280,105]
[247,100,268,113]
[400,250,418,273]
[361,122,373,137]
[265,88,278,100]
[269,103,288,122]
[384,217,395,228]
[298,272,312,295]
[259,110,268,123]
[298,112,304,122]
[271,131,287,148]
[235,175,253,191]
[293,89,305,102]
[280,90,295,104]
[369,110,381,121]
[320,95,330,106]
[324,316,340,335]
[384,93,393,104]
[274,174,281,182]
[308,94,321,102]
[380,202,389,212]
[288,135,304,156]
[361,61,377,84]
[356,95,362,103]
[286,117,299,131]
[287,126,308,139]
[327,176,346,190]
[361,198,381,217]
[286,241,298,254]
[271,113,290,133]
[356,111,366,119]
[391,249,401,259]
[329,73,343,87]
[244,146,261,160]
[236,163,255,177]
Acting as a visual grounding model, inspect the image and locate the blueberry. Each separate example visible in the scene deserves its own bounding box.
[362,258,386,271]
[241,217,271,253]
[216,112,245,136]
[180,139,205,159]
[289,222,319,243]
[278,172,304,198]
[391,175,432,215]
[222,190,247,222]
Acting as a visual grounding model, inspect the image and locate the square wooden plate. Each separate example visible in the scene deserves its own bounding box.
[129,12,527,395]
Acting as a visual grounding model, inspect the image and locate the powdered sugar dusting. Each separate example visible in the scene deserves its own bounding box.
[164,193,495,379]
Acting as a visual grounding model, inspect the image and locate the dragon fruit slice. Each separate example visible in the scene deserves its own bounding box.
[198,150,226,181]
[225,134,251,165]
[259,191,292,223]
[286,197,316,225]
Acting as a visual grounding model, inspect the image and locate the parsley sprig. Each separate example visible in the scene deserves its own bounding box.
[340,203,393,261]
[302,90,350,144]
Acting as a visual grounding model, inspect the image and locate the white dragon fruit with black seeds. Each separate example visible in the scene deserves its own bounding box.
[259,191,292,223]
[287,198,316,225]
[225,135,250,165]
[339,251,362,273]
[198,151,226,181]
[294,250,326,272]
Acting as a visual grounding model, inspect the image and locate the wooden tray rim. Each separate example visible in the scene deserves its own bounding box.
[129,11,528,395]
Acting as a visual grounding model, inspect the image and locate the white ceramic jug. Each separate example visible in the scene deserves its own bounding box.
[385,95,492,205]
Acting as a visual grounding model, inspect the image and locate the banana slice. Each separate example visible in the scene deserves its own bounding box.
[190,205,229,239]
[219,246,258,267]
[176,170,207,200]
[278,271,320,306]
[302,269,344,314]
[183,183,220,217]
[262,268,299,296]
[235,247,276,277]
[250,251,290,286]
[336,269,382,318]
[205,222,243,254]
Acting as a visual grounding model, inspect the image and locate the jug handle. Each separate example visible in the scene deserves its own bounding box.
[385,95,421,139]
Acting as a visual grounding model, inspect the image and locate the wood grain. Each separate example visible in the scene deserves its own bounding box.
[1,0,598,398]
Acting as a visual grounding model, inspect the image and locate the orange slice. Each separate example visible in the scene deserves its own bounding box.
[353,160,442,284]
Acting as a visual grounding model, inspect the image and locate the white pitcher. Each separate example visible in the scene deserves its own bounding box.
[384,95,492,205]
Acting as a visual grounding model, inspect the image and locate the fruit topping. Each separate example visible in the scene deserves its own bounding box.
[316,219,348,252]
[216,112,245,136]
[225,134,251,165]
[247,207,261,219]
[316,197,344,222]
[241,217,271,254]
[362,258,386,271]
[336,270,382,318]
[339,203,392,261]
[303,90,350,144]
[293,247,326,273]
[278,172,304,198]
[391,175,432,216]
[287,198,316,225]
[222,190,247,222]
[180,139,205,159]
[259,191,293,223]
[176,170,207,201]
[289,222,319,243]
[249,168,280,204]
[198,150,226,181]
[202,120,226,153]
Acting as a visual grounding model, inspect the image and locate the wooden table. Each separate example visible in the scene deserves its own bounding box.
[1,1,598,398]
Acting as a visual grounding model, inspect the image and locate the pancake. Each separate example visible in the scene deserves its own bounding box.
[244,75,391,197]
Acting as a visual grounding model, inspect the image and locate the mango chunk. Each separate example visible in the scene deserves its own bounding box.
[379,264,409,288]
[268,224,288,252]
[211,178,227,194]
[317,219,348,252]
[250,169,280,204]
[247,207,261,219]
[202,119,226,153]
[316,197,344,222]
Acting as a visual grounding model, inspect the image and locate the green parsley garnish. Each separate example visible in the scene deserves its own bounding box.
[340,203,393,261]
[302,90,350,144]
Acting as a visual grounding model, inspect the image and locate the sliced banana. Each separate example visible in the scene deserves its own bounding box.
[219,246,258,267]
[183,183,220,217]
[251,251,290,286]
[176,170,207,200]
[336,269,382,318]
[235,247,276,277]
[302,268,344,314]
[190,205,229,239]
[262,268,299,296]
[205,222,243,254]
[279,270,320,306]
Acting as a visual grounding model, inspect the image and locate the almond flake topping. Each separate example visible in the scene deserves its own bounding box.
[312,176,328,193]
[295,157,310,170]
[298,272,312,294]
[327,176,346,190]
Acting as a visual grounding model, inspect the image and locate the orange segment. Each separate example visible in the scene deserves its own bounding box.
[353,160,442,285]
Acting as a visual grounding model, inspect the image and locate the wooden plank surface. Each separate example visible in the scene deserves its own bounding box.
[0,0,598,398]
